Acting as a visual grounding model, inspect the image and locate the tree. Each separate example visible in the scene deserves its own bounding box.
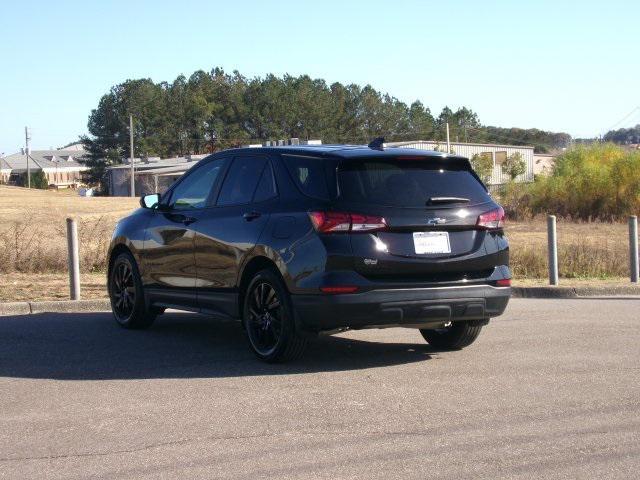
[407,101,435,139]
[470,153,494,183]
[78,138,123,189]
[19,170,49,189]
[603,124,640,145]
[80,67,573,190]
[502,152,526,180]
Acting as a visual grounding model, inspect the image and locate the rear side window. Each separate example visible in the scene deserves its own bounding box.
[337,159,490,207]
[283,155,331,200]
[252,161,277,203]
[217,156,267,206]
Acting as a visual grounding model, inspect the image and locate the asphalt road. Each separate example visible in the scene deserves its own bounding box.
[0,298,638,479]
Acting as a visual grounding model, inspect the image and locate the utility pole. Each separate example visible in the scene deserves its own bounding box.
[446,122,451,154]
[24,126,31,188]
[129,114,135,197]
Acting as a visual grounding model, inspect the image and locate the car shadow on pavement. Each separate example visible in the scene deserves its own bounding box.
[0,311,433,380]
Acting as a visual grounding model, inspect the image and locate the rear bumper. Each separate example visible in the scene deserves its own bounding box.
[291,285,510,332]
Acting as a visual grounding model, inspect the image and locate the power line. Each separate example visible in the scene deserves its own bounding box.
[603,106,640,135]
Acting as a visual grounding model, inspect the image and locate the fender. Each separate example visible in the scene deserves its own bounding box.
[107,208,152,277]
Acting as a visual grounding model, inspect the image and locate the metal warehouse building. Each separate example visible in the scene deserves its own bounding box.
[385,141,535,185]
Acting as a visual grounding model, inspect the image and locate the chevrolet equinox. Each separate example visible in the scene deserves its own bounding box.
[108,143,511,362]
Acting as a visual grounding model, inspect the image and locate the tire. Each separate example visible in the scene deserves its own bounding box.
[420,320,485,350]
[242,269,307,362]
[108,251,156,329]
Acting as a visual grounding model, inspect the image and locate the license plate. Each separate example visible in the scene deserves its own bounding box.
[413,231,451,254]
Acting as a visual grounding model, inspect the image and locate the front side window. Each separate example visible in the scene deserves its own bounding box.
[170,159,226,210]
[217,156,268,206]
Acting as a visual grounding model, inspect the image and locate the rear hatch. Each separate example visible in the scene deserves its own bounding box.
[333,156,502,281]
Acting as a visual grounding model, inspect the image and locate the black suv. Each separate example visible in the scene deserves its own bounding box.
[108,144,511,362]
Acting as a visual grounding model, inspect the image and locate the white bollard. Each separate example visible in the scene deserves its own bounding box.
[547,215,558,286]
[630,216,639,284]
[66,218,81,300]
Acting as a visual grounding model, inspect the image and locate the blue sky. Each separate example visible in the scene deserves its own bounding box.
[0,0,638,153]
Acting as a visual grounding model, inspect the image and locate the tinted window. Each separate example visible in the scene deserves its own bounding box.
[217,156,267,206]
[252,161,277,203]
[337,159,490,207]
[170,159,226,210]
[283,155,330,200]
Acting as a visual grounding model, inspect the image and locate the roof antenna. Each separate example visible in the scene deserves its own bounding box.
[368,137,385,150]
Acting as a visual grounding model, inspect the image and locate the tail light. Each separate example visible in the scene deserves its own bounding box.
[477,207,505,230]
[495,278,511,287]
[308,211,387,233]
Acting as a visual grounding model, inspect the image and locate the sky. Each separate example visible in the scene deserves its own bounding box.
[0,0,638,153]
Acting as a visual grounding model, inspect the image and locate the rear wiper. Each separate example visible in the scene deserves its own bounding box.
[426,196,470,205]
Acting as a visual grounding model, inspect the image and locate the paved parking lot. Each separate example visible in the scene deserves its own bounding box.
[1,298,639,479]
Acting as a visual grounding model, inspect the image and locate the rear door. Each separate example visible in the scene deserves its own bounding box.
[194,153,277,316]
[336,158,500,280]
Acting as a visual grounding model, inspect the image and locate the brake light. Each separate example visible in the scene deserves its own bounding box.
[495,278,511,287]
[308,212,351,233]
[308,212,387,233]
[477,207,505,230]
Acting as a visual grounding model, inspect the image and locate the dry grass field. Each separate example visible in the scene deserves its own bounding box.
[0,185,636,301]
[506,220,632,279]
[0,186,138,274]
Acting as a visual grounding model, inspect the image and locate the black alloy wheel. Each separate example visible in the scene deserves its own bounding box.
[111,260,136,320]
[243,270,307,362]
[246,282,283,354]
[109,252,156,329]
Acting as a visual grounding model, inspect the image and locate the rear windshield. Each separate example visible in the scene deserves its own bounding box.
[337,159,490,207]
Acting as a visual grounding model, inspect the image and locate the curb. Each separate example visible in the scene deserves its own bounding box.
[512,285,640,299]
[0,299,111,316]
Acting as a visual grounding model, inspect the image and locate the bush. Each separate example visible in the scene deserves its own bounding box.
[18,170,49,189]
[470,153,493,183]
[501,143,640,221]
[503,152,526,180]
[499,181,534,220]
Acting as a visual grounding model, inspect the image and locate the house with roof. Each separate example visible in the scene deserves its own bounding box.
[1,158,12,184]
[1,148,89,188]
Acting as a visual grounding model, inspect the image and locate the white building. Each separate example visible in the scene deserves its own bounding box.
[1,148,89,188]
[385,140,535,185]
[106,155,208,196]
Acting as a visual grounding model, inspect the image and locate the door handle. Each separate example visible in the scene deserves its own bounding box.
[168,213,197,225]
[243,211,261,221]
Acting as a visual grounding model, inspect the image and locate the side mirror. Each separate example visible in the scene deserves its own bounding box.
[140,193,160,209]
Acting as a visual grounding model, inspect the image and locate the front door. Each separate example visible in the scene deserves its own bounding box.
[194,154,278,317]
[141,158,228,310]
